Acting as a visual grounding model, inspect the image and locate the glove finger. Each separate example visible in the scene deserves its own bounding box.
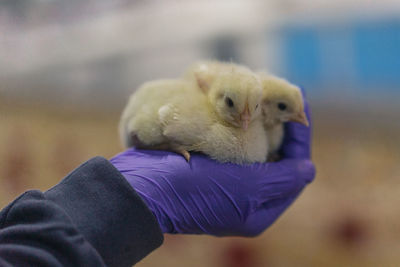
[281,88,312,159]
[255,159,315,204]
[240,191,302,237]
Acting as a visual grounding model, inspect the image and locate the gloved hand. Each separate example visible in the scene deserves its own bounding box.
[110,95,315,237]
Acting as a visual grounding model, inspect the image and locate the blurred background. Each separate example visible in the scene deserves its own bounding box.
[1,0,400,266]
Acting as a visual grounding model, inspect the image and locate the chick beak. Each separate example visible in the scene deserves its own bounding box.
[290,111,309,127]
[240,103,251,130]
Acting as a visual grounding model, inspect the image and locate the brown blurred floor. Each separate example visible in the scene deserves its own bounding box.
[1,99,399,267]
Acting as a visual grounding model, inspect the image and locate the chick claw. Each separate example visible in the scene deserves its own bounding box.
[175,148,191,162]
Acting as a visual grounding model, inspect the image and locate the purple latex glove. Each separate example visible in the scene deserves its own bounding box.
[110,95,315,237]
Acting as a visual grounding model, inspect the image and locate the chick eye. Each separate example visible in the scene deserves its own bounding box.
[277,102,287,111]
[255,104,259,110]
[225,97,234,108]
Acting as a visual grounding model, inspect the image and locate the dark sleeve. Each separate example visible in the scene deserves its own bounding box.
[0,157,164,267]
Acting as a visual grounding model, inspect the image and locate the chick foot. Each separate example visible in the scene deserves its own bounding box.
[170,144,191,162]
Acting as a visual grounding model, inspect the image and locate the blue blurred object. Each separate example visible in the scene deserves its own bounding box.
[278,17,400,95]
[281,27,322,89]
[354,19,400,90]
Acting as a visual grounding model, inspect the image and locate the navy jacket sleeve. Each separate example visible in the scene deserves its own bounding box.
[0,157,164,267]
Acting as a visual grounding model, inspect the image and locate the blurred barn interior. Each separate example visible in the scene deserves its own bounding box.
[1,0,400,266]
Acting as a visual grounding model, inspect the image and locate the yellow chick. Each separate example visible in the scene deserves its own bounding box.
[119,79,192,151]
[164,66,268,164]
[183,60,251,86]
[184,60,260,130]
[258,72,309,160]
[119,65,268,164]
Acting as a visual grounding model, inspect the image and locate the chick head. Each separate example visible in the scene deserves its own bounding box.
[196,65,263,130]
[260,75,309,128]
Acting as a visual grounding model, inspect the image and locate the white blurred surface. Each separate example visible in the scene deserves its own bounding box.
[0,0,399,110]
